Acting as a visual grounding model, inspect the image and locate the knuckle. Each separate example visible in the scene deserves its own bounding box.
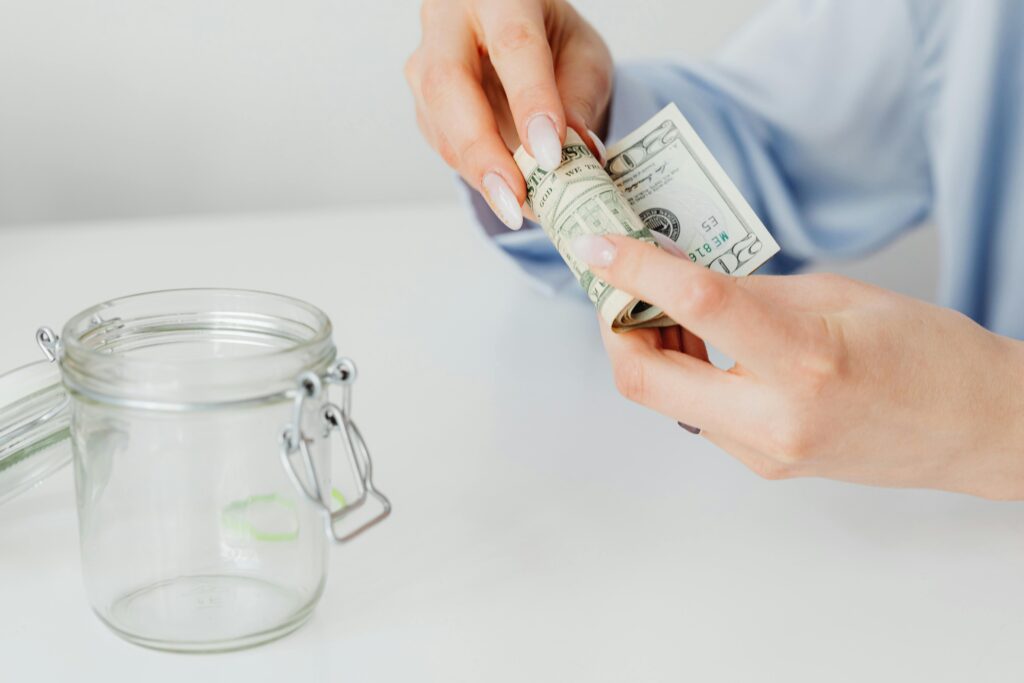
[769,418,814,465]
[611,356,648,404]
[796,350,841,396]
[508,81,557,113]
[489,20,546,59]
[419,61,464,106]
[562,94,596,127]
[588,62,612,93]
[436,134,459,168]
[674,273,729,318]
[454,134,489,166]
[750,459,793,482]
[419,0,442,25]
[605,241,644,283]
[403,51,421,85]
[794,319,847,396]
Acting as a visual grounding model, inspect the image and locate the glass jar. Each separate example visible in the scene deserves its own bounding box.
[0,289,390,652]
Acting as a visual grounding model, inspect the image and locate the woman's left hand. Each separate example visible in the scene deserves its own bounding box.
[572,234,1024,500]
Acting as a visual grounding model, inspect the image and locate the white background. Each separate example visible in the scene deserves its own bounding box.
[0,0,937,296]
[0,0,766,225]
[0,207,1016,683]
[0,5,987,678]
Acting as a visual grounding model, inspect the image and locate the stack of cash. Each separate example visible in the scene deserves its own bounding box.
[514,104,779,331]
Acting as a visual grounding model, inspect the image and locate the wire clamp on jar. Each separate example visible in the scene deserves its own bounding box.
[280,358,391,543]
[36,327,61,362]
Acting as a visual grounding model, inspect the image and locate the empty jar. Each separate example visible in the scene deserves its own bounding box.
[0,289,390,652]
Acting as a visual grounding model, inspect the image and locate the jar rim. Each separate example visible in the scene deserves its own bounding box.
[63,287,333,363]
[59,288,337,407]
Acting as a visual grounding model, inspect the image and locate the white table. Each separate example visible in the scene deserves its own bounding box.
[1,205,1022,682]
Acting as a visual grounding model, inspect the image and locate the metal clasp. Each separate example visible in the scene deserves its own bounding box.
[36,327,61,362]
[280,358,391,543]
[37,315,110,363]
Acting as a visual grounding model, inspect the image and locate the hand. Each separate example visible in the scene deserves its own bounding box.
[406,0,612,230]
[572,234,1024,500]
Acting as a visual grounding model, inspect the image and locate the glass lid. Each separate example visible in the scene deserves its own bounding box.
[0,359,70,506]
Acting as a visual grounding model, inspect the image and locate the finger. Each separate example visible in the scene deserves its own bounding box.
[682,329,710,363]
[738,273,862,312]
[477,55,520,149]
[598,319,749,434]
[413,102,462,175]
[581,234,816,376]
[660,325,683,353]
[553,12,612,156]
[649,235,711,362]
[423,70,525,229]
[412,10,525,228]
[660,325,711,364]
[476,2,565,171]
[703,431,803,481]
[647,230,854,315]
[419,89,524,232]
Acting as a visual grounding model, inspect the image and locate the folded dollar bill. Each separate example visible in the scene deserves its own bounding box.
[513,103,780,332]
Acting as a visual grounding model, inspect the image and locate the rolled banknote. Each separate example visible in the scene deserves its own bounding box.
[513,103,780,332]
[514,129,672,330]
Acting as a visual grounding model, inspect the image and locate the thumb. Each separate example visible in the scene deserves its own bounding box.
[554,21,613,162]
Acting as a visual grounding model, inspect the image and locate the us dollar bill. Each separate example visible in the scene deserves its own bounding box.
[606,104,779,276]
[513,103,779,331]
[514,129,672,331]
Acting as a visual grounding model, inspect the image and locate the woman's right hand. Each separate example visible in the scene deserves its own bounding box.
[406,0,613,230]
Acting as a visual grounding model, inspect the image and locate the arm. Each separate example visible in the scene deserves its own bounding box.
[572,233,1024,500]
[417,0,934,282]
[608,0,933,272]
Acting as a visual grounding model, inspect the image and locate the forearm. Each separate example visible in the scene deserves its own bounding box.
[980,335,1024,500]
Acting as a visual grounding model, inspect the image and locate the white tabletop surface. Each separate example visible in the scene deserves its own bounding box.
[2,204,1023,682]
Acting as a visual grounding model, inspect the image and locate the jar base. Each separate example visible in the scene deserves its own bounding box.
[95,573,322,653]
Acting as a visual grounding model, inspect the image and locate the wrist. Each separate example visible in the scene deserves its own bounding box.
[1001,337,1024,449]
[975,334,1024,500]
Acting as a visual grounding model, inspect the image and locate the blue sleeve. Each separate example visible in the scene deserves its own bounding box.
[473,0,935,281]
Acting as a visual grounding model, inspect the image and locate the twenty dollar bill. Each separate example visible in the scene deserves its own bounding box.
[513,103,780,331]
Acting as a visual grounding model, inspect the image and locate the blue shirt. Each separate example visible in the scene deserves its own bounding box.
[467,0,1024,339]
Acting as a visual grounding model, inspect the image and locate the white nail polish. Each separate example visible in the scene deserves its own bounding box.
[527,114,563,172]
[586,129,607,166]
[571,234,616,267]
[482,172,523,230]
[649,230,687,258]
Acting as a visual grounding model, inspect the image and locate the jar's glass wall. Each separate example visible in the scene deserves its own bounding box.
[62,289,337,652]
[73,399,330,650]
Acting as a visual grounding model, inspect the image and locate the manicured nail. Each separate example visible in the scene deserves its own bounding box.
[650,230,687,258]
[571,234,616,267]
[677,421,702,435]
[482,172,523,230]
[527,114,563,171]
[586,129,607,166]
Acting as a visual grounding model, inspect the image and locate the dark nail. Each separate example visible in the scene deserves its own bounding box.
[677,421,702,435]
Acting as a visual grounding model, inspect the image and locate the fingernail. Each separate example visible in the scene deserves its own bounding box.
[586,129,607,166]
[677,421,702,435]
[650,230,687,258]
[571,234,616,267]
[527,114,563,171]
[482,172,523,230]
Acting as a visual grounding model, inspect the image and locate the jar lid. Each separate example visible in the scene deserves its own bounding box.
[0,360,71,506]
